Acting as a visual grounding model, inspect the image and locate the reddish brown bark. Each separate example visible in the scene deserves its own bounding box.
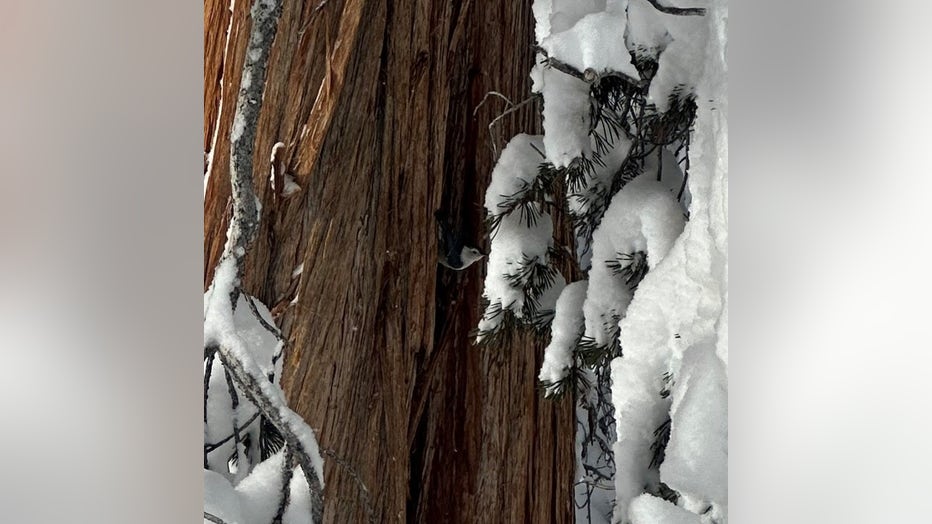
[204,1,575,522]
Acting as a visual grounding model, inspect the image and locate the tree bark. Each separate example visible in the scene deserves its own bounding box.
[204,1,575,522]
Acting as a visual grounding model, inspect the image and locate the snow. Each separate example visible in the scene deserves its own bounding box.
[539,280,588,394]
[583,174,686,348]
[484,133,546,213]
[627,0,712,112]
[204,263,324,505]
[608,3,727,521]
[495,0,728,520]
[628,494,701,524]
[204,469,244,524]
[567,132,633,219]
[205,452,317,524]
[641,144,691,214]
[539,67,591,168]
[204,257,239,346]
[236,451,316,524]
[660,343,727,515]
[541,11,640,80]
[232,112,246,142]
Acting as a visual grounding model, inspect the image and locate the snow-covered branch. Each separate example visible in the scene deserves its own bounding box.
[224,0,283,269]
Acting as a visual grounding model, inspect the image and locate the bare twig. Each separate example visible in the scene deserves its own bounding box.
[242,291,284,340]
[474,91,541,158]
[537,50,644,89]
[473,90,515,117]
[643,0,706,16]
[205,411,262,454]
[487,95,540,139]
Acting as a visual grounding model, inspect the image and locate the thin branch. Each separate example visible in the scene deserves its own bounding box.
[222,366,246,473]
[242,290,284,340]
[205,411,262,454]
[488,95,539,137]
[537,50,644,90]
[644,0,706,16]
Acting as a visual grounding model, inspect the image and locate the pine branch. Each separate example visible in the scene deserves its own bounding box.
[606,251,649,290]
[649,417,672,469]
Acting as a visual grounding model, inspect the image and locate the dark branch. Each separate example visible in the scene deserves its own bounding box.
[536,48,644,90]
[271,447,295,524]
[205,411,262,454]
[644,0,706,16]
[204,512,227,524]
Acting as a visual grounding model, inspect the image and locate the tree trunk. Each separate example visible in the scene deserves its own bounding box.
[204,1,575,522]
